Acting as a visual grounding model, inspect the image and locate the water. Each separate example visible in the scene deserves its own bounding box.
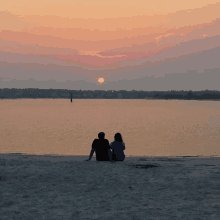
[0,99,220,156]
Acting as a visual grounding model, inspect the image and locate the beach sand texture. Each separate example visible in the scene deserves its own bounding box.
[0,154,220,220]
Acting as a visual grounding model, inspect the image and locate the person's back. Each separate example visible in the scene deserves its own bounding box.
[110,140,125,161]
[92,138,110,161]
[110,133,125,161]
[86,132,114,162]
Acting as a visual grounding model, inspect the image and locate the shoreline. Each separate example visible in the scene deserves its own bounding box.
[1,153,219,161]
[1,88,220,100]
[1,98,220,101]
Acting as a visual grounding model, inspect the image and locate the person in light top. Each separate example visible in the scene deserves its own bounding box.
[110,133,125,161]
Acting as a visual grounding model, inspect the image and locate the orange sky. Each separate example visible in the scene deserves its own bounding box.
[0,1,220,84]
[2,0,219,18]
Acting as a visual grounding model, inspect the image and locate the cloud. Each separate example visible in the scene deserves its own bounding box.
[0,11,40,31]
[1,19,219,69]
[1,46,220,91]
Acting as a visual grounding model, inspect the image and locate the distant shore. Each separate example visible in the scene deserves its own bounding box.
[1,88,220,100]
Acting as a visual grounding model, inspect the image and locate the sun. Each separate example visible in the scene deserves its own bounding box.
[98,77,105,83]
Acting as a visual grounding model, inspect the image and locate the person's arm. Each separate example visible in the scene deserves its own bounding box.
[122,142,125,150]
[107,141,115,162]
[109,141,112,149]
[108,149,115,162]
[86,148,95,161]
[86,140,96,161]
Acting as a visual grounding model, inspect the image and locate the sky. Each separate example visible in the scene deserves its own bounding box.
[0,0,220,91]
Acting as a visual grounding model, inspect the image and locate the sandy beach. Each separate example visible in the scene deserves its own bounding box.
[0,154,220,220]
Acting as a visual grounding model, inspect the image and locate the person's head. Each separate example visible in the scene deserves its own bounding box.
[98,132,105,139]
[114,133,123,142]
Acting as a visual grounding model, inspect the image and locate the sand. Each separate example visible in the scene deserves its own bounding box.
[0,154,220,220]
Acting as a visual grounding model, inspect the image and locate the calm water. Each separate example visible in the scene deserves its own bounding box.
[0,99,220,157]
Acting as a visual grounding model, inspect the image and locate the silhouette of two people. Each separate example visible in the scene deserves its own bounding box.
[86,132,125,162]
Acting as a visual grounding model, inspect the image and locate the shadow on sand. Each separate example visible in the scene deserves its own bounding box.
[133,164,158,169]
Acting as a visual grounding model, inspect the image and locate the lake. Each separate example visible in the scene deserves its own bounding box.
[0,99,220,157]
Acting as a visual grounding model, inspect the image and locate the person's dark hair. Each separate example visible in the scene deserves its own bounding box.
[114,133,123,142]
[98,132,105,139]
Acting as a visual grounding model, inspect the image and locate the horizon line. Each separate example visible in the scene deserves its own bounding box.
[0,88,219,92]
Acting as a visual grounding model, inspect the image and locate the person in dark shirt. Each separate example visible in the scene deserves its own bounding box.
[86,132,115,162]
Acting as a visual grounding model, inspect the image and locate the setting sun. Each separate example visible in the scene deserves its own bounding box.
[98,77,105,83]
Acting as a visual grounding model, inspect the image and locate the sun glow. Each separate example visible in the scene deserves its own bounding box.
[98,77,105,83]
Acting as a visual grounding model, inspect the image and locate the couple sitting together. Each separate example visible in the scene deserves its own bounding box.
[86,132,125,162]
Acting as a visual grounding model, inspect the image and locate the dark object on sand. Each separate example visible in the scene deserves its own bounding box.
[0,176,6,181]
[134,164,158,169]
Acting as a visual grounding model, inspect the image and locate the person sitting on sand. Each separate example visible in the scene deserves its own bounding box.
[86,132,115,162]
[110,133,125,161]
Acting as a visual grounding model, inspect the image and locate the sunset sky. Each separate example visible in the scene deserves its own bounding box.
[1,0,220,90]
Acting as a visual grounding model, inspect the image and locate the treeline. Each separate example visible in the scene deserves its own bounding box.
[0,88,220,100]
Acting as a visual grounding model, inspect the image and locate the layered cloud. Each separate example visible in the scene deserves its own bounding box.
[0,1,220,90]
